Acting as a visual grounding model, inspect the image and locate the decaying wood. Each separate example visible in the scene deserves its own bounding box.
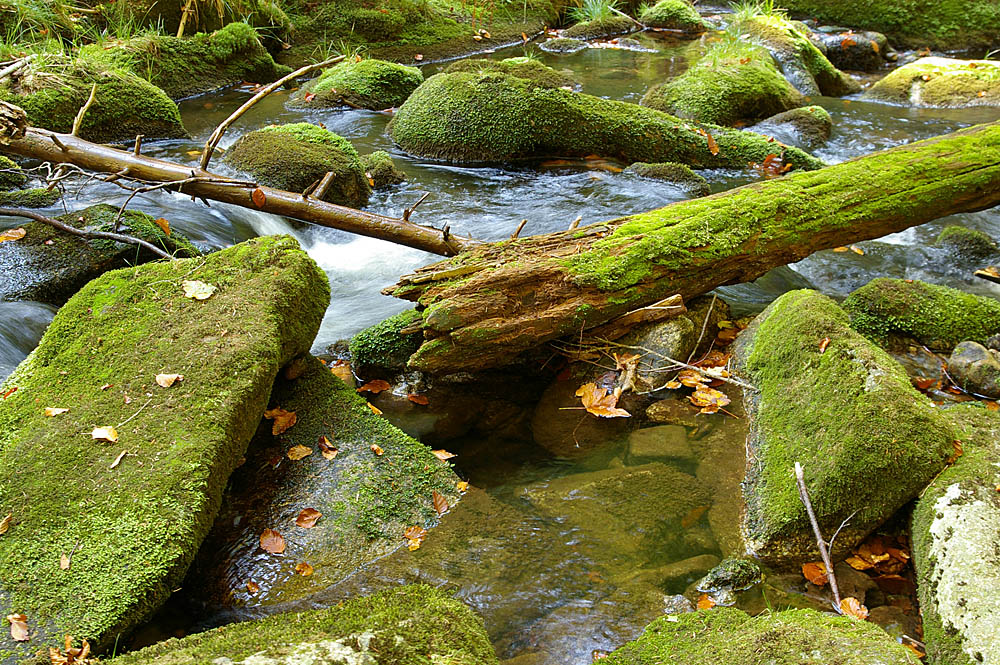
[385,121,1000,373]
[583,295,686,342]
[0,207,173,259]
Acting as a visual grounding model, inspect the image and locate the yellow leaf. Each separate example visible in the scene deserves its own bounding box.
[287,444,312,460]
[0,512,10,536]
[801,561,828,586]
[153,217,171,236]
[833,246,850,252]
[368,402,383,415]
[318,435,338,460]
[0,228,26,243]
[432,449,456,461]
[850,245,864,255]
[845,554,874,571]
[371,444,384,456]
[109,450,127,469]
[263,407,297,435]
[91,426,119,442]
[404,524,427,551]
[59,553,70,570]
[295,561,314,576]
[575,382,631,418]
[456,480,469,492]
[697,593,716,610]
[246,580,260,594]
[44,407,69,416]
[181,280,217,300]
[155,373,183,388]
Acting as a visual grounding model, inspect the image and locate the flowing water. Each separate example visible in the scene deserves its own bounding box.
[2,26,1000,663]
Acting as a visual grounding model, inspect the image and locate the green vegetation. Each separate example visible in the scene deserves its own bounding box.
[0,186,61,208]
[936,225,998,259]
[361,150,407,189]
[350,308,423,371]
[865,57,1000,108]
[293,57,424,109]
[0,236,329,661]
[570,0,620,22]
[564,13,635,39]
[0,155,26,191]
[639,0,707,32]
[445,55,577,89]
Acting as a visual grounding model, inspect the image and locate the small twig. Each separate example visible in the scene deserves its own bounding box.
[686,293,717,364]
[313,171,337,201]
[49,133,67,151]
[71,83,98,137]
[0,208,173,259]
[511,219,527,239]
[568,214,582,231]
[403,191,431,221]
[441,224,451,242]
[0,55,34,82]
[795,462,842,613]
[828,510,857,553]
[63,539,82,570]
[133,134,144,156]
[118,397,154,428]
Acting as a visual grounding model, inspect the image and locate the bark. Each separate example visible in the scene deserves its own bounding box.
[385,120,1000,374]
[1,126,477,256]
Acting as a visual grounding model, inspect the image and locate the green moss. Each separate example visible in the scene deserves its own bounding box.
[540,36,588,53]
[639,0,707,32]
[0,155,26,191]
[936,224,998,259]
[0,236,329,660]
[293,58,424,110]
[99,0,291,41]
[605,606,919,664]
[734,290,954,563]
[641,42,805,126]
[81,22,290,99]
[843,278,1000,350]
[107,585,497,664]
[389,71,823,168]
[865,57,1000,108]
[350,308,422,371]
[361,150,407,189]
[223,122,370,208]
[0,186,60,208]
[623,162,710,196]
[0,55,185,143]
[564,14,636,39]
[445,56,577,89]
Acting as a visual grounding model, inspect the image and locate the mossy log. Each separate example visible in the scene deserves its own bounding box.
[384,120,1000,373]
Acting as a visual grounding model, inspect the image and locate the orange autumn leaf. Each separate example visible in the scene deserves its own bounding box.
[699,351,730,368]
[850,245,864,255]
[819,337,830,354]
[688,386,730,414]
[697,593,716,610]
[371,444,384,456]
[259,528,285,554]
[246,580,260,594]
[408,394,429,405]
[368,402,383,415]
[911,376,936,390]
[303,92,316,102]
[839,596,869,620]
[153,217,171,236]
[840,36,857,48]
[286,444,312,460]
[295,562,314,576]
[432,449,456,461]
[251,187,267,208]
[432,490,448,516]
[575,383,631,418]
[357,379,391,394]
[833,246,850,252]
[296,507,322,528]
[263,407,297,435]
[0,228,26,243]
[6,613,28,642]
[456,480,469,493]
[318,435,338,460]
[680,505,708,529]
[801,561,828,586]
[705,132,719,156]
[404,524,427,550]
[986,400,1000,411]
[678,369,709,388]
[845,555,874,571]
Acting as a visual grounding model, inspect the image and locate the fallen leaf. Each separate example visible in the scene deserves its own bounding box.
[697,593,716,610]
[155,373,183,388]
[186,150,201,157]
[357,379,391,394]
[850,245,864,255]
[296,507,322,528]
[368,402,382,415]
[251,187,267,208]
[664,380,682,389]
[819,337,830,353]
[408,394,429,405]
[432,449,456,461]
[44,407,69,416]
[873,573,910,595]
[678,369,709,388]
[688,386,731,415]
[259,528,285,554]
[1,386,16,399]
[404,524,427,550]
[705,131,719,156]
[59,553,70,570]
[0,513,10,536]
[987,401,999,411]
[109,450,127,469]
[948,439,964,464]
[413,54,423,61]
[153,217,171,236]
[295,561,314,576]
[181,280,217,300]
[371,444,384,456]
[739,56,751,64]
[456,480,469,492]
[904,643,925,658]
[0,228,26,243]
[839,596,869,620]
[91,426,119,443]
[833,246,850,252]
[263,407,297,435]
[6,613,28,641]
[329,360,354,385]
[303,91,316,102]
[575,382,631,418]
[681,505,708,529]
[522,31,529,42]
[840,36,857,48]
[911,376,936,390]
[845,554,874,571]
[246,581,260,594]
[432,490,448,516]
[318,435,338,460]
[921,73,931,81]
[100,383,112,391]
[802,561,828,586]
[287,444,312,460]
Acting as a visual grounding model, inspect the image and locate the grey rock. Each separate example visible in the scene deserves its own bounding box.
[948,341,1000,398]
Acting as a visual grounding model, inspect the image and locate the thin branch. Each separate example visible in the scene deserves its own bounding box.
[403,191,431,221]
[71,83,98,137]
[199,55,345,171]
[118,397,154,428]
[686,293,716,364]
[111,175,256,231]
[0,207,173,259]
[795,462,843,613]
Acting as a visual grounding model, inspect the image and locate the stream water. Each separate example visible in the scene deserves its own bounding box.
[2,25,1000,664]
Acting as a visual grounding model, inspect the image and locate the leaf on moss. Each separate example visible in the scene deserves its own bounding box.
[0,512,10,536]
[91,426,119,443]
[44,407,69,416]
[0,228,25,243]
[801,561,827,586]
[263,407,297,435]
[432,490,448,516]
[109,450,127,469]
[368,402,383,415]
[295,508,322,528]
[295,562,314,576]
[181,280,217,300]
[819,337,830,353]
[287,444,312,460]
[59,553,70,570]
[318,435,338,460]
[6,613,28,642]
[153,217,171,236]
[371,444,384,456]
[259,528,285,554]
[155,373,183,388]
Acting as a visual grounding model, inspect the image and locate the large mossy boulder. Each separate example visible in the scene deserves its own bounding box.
[188,355,461,608]
[639,0,707,33]
[389,72,825,169]
[912,406,1000,665]
[291,58,424,110]
[641,43,805,126]
[603,606,919,664]
[842,278,1000,350]
[563,15,636,40]
[223,122,371,208]
[81,22,291,99]
[936,225,998,260]
[732,290,955,564]
[444,56,577,89]
[0,55,186,143]
[737,14,860,97]
[0,204,199,306]
[748,105,833,150]
[107,585,497,665]
[0,235,329,662]
[865,57,1000,108]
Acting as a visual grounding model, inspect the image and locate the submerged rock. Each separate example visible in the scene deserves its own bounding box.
[389,72,825,169]
[623,162,711,197]
[866,57,1000,108]
[564,15,636,40]
[0,235,329,660]
[748,105,832,150]
[811,30,890,73]
[223,122,371,208]
[627,425,693,464]
[361,150,407,189]
[603,606,919,664]
[107,585,497,665]
[291,58,424,110]
[733,290,955,564]
[641,42,805,127]
[639,0,707,33]
[936,225,998,260]
[843,278,1000,350]
[0,204,199,306]
[948,341,1000,398]
[445,56,577,89]
[540,37,588,53]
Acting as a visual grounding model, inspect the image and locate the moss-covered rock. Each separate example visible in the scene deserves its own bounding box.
[564,14,636,40]
[603,606,919,664]
[738,14,860,97]
[911,405,1000,665]
[748,105,833,150]
[776,0,1000,51]
[540,36,588,53]
[641,42,805,126]
[0,155,26,191]
[361,150,407,189]
[936,225,999,260]
[0,204,199,306]
[639,0,707,33]
[732,290,955,564]
[0,187,62,209]
[349,308,422,372]
[843,278,1000,350]
[0,55,186,143]
[865,57,1000,108]
[223,122,370,208]
[291,58,424,110]
[623,161,711,196]
[81,22,291,99]
[389,71,824,169]
[188,356,460,607]
[695,558,763,594]
[444,56,577,89]
[0,235,329,662]
[106,585,497,665]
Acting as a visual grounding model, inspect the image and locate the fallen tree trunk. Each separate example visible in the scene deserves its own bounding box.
[385,120,1000,373]
[2,126,477,256]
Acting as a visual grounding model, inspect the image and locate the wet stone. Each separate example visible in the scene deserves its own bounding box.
[627,425,694,464]
[948,341,1000,398]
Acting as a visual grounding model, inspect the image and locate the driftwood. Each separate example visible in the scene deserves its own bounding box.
[385,120,1000,373]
